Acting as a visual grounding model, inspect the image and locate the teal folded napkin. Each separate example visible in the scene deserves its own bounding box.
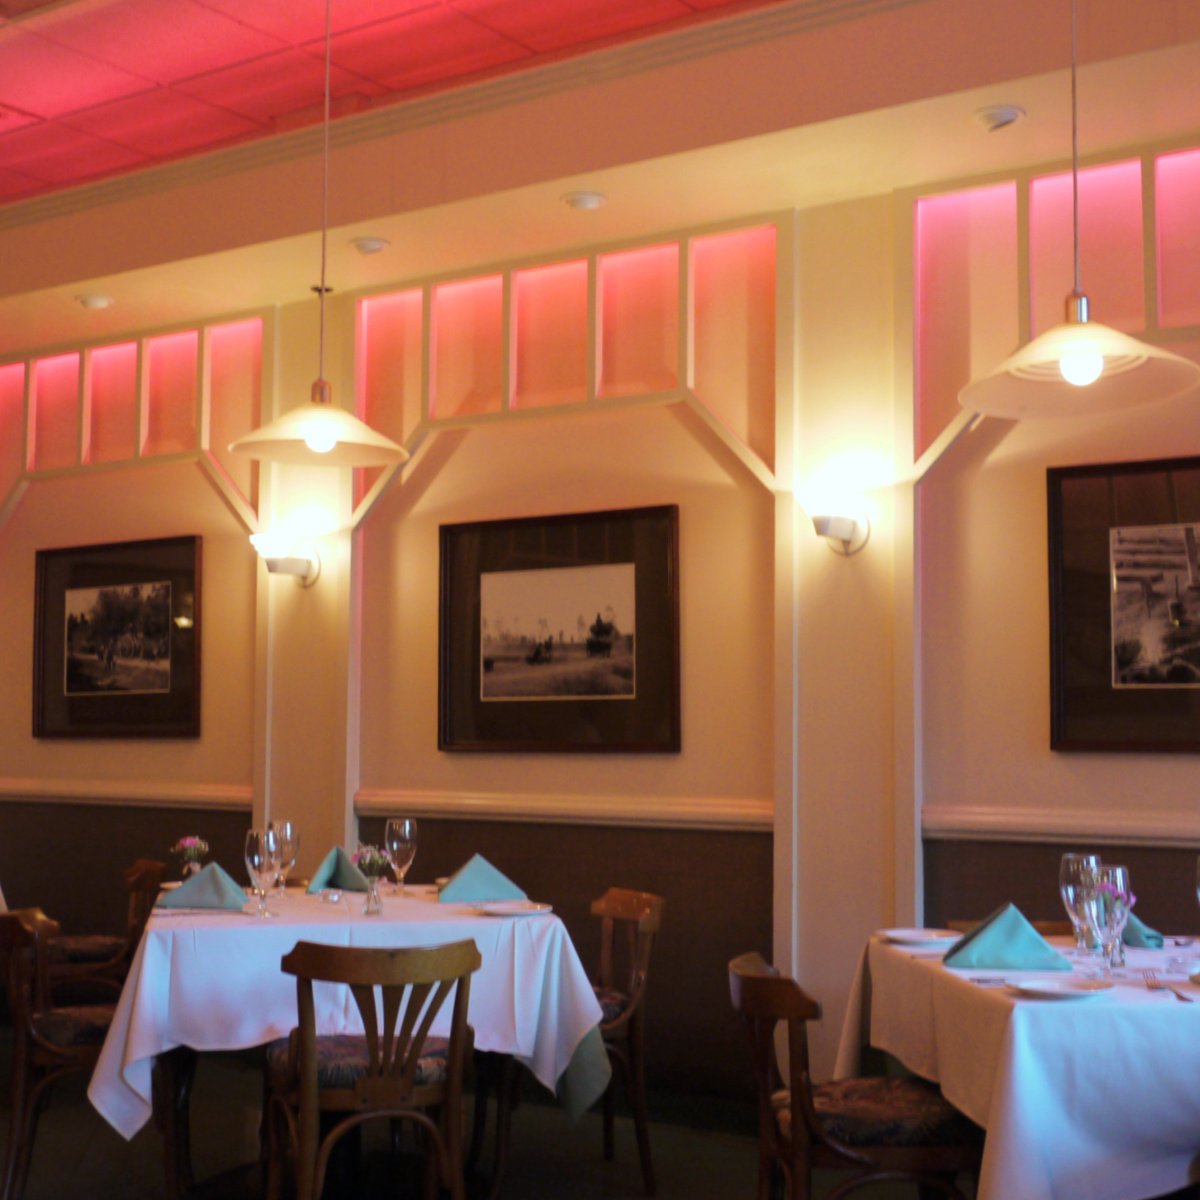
[943,903,1071,971]
[306,847,369,893]
[1123,912,1164,948]
[438,854,526,904]
[156,862,247,911]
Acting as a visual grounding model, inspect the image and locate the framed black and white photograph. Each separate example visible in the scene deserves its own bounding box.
[1048,456,1200,751]
[34,536,201,738]
[439,506,679,752]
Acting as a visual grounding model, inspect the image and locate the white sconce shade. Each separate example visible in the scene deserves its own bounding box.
[811,512,870,556]
[250,533,321,587]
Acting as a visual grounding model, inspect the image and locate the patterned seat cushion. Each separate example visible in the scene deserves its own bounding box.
[49,934,125,965]
[33,1003,116,1048]
[772,1077,980,1147]
[266,1034,449,1091]
[592,985,628,1026]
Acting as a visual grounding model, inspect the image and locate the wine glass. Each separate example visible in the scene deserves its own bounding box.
[1059,852,1100,957]
[1082,864,1134,975]
[244,827,280,918]
[384,818,417,895]
[270,820,299,894]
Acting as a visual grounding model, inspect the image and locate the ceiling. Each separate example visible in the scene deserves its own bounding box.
[0,0,779,204]
[2,0,1200,358]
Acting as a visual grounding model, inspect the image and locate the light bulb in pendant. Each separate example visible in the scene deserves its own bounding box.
[1058,343,1103,387]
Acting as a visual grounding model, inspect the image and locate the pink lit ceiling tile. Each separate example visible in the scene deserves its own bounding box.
[0,105,35,134]
[329,7,529,93]
[0,161,41,199]
[63,90,263,157]
[28,0,286,83]
[195,0,437,46]
[0,28,151,117]
[451,0,690,54]
[0,120,146,183]
[177,50,384,124]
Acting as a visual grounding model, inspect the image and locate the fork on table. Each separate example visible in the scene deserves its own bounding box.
[1142,969,1194,1002]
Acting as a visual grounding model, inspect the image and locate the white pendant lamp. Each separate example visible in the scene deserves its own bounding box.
[958,0,1200,419]
[229,0,408,468]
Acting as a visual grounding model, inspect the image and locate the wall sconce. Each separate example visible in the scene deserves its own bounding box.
[250,533,321,587]
[811,512,870,556]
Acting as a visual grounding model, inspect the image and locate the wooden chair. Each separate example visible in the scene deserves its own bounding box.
[590,887,664,1195]
[264,938,481,1200]
[1,908,116,1200]
[48,858,167,995]
[946,918,1073,937]
[728,952,982,1200]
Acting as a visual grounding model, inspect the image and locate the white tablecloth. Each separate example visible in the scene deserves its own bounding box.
[834,936,1200,1200]
[89,886,608,1140]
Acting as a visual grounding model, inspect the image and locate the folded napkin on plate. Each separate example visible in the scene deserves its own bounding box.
[943,902,1071,971]
[438,854,526,904]
[1122,912,1164,948]
[156,862,247,911]
[306,847,369,893]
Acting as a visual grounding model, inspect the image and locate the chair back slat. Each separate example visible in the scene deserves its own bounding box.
[590,888,664,1010]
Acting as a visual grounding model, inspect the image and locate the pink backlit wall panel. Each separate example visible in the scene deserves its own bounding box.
[32,353,80,471]
[88,341,138,464]
[692,226,776,469]
[914,184,1018,455]
[598,243,679,398]
[144,331,198,455]
[358,289,423,506]
[0,363,25,499]
[512,260,588,409]
[432,276,503,419]
[1156,148,1200,329]
[208,319,261,502]
[1030,160,1144,336]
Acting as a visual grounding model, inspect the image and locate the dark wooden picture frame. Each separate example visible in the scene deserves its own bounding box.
[1049,456,1200,752]
[33,535,201,738]
[439,506,680,753]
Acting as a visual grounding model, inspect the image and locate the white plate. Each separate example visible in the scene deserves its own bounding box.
[878,927,960,946]
[476,901,553,917]
[1009,979,1112,1000]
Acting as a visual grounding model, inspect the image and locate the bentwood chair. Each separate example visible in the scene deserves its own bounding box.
[1,908,116,1200]
[728,952,982,1200]
[590,887,664,1195]
[48,858,167,996]
[264,938,481,1200]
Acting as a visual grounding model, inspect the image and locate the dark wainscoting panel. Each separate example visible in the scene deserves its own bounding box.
[0,800,251,936]
[360,816,772,1108]
[925,838,1200,935]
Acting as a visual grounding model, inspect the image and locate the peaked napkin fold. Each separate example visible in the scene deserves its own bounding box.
[156,862,247,911]
[1122,912,1164,948]
[307,847,369,893]
[943,902,1071,971]
[438,854,526,904]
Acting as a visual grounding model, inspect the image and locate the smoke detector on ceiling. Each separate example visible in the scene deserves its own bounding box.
[974,104,1026,133]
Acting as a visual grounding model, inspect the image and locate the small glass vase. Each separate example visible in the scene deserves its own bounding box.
[363,876,383,916]
[183,859,203,879]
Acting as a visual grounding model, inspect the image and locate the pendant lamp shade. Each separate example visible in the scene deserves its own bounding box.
[226,0,407,470]
[958,318,1200,419]
[228,383,409,467]
[957,0,1200,419]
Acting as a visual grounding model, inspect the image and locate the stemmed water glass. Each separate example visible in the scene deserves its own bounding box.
[1082,863,1135,975]
[270,820,299,894]
[1059,851,1100,958]
[244,827,281,918]
[384,818,417,895]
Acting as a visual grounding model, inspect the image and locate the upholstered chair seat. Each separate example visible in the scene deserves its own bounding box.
[265,1033,449,1092]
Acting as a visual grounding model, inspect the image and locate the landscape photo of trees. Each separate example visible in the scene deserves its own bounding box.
[64,580,172,695]
[479,562,635,701]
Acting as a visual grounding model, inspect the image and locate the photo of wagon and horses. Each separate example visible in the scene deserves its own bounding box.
[64,581,172,696]
[480,562,635,700]
[1111,522,1200,687]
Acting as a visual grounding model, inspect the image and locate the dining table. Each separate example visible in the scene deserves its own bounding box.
[88,883,610,1194]
[834,930,1200,1200]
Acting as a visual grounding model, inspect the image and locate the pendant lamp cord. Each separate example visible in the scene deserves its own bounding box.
[1070,0,1080,295]
[317,0,332,389]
